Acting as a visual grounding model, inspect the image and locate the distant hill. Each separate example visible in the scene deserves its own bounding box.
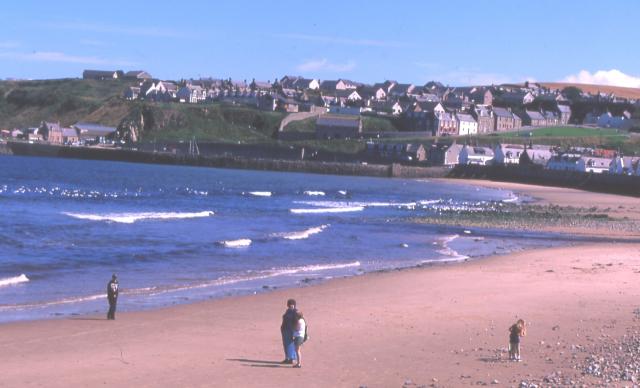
[0,78,283,143]
[536,82,640,100]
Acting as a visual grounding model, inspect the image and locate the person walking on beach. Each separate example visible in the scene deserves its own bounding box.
[280,298,298,364]
[107,274,119,320]
[508,319,526,361]
[292,311,307,368]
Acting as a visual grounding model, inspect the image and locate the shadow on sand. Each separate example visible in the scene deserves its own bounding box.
[226,358,290,368]
[478,356,507,363]
[68,317,110,321]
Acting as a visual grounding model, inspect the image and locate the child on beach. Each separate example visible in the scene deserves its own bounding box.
[292,311,307,368]
[508,319,526,361]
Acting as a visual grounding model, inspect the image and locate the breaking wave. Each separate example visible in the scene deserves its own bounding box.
[0,261,363,311]
[217,239,252,248]
[274,225,329,240]
[63,211,215,224]
[303,191,325,196]
[435,234,469,260]
[0,274,29,287]
[290,206,364,214]
[143,261,362,296]
[246,191,272,197]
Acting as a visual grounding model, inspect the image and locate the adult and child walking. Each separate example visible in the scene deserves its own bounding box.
[280,298,307,368]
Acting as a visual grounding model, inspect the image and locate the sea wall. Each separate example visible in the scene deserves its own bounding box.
[0,142,12,155]
[6,141,450,179]
[451,164,640,197]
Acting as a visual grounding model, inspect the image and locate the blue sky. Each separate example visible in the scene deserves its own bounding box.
[1,0,639,87]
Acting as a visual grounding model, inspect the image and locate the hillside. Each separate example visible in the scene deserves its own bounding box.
[0,78,284,143]
[536,82,640,100]
[0,78,137,128]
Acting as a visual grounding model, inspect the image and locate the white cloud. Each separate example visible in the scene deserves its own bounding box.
[563,69,640,88]
[275,33,410,48]
[296,58,356,73]
[0,51,136,66]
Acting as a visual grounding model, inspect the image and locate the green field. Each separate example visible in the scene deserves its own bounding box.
[283,117,316,132]
[529,126,625,138]
[471,126,635,152]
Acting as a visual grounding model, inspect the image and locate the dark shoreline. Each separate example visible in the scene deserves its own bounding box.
[4,141,449,179]
[5,140,640,197]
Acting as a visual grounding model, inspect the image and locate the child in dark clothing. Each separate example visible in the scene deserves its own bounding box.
[508,319,526,361]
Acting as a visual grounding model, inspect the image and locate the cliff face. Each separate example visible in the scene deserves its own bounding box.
[0,78,285,143]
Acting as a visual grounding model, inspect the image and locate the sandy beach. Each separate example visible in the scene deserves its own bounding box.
[2,181,640,387]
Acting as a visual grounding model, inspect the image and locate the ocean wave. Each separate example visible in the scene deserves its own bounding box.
[274,225,329,240]
[436,234,469,260]
[294,200,429,209]
[0,274,29,287]
[0,293,104,312]
[418,199,441,205]
[217,239,252,248]
[0,261,362,311]
[502,196,519,203]
[421,256,469,265]
[303,191,325,196]
[246,191,272,197]
[290,206,364,214]
[337,190,348,196]
[145,261,361,296]
[63,210,215,224]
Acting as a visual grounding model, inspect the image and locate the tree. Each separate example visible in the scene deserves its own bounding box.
[561,86,583,103]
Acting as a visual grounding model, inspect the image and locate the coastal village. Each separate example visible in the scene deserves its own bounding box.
[3,68,640,177]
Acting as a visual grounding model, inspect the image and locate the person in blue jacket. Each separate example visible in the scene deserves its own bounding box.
[280,298,297,364]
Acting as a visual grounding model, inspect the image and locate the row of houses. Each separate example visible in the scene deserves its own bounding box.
[366,141,640,176]
[81,69,639,136]
[3,121,118,145]
[83,70,153,81]
[314,102,570,139]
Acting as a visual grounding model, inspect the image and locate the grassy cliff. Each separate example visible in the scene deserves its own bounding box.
[0,78,284,143]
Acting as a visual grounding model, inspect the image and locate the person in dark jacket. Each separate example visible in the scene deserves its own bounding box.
[280,298,297,364]
[107,274,119,320]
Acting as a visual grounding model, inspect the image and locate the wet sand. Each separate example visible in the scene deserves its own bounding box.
[1,182,640,387]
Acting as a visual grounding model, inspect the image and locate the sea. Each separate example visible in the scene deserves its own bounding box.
[0,155,569,322]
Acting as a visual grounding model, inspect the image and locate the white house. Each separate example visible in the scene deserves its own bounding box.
[521,146,553,167]
[579,156,611,174]
[458,145,494,165]
[455,113,478,136]
[547,153,611,173]
[609,156,640,175]
[391,101,404,116]
[146,81,178,100]
[177,85,206,103]
[493,144,525,165]
[293,78,320,90]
